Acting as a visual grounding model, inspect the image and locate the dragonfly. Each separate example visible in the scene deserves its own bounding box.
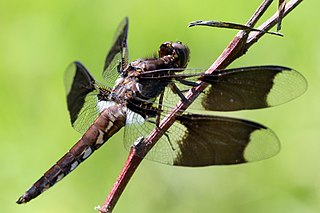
[17,17,307,204]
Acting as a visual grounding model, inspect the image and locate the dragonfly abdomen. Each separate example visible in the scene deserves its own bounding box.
[17,105,126,204]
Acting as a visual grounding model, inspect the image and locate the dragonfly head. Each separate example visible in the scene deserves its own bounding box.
[159,41,190,68]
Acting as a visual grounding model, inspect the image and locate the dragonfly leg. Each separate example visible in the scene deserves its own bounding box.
[169,83,188,103]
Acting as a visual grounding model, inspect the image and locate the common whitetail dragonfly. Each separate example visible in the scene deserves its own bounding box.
[17,17,307,204]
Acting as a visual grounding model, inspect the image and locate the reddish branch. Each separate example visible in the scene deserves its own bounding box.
[98,0,303,212]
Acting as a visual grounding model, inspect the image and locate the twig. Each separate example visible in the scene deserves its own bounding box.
[246,0,303,47]
[98,0,303,212]
[277,0,286,31]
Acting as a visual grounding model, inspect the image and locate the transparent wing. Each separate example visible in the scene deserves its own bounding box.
[137,67,204,109]
[102,17,129,88]
[124,111,187,165]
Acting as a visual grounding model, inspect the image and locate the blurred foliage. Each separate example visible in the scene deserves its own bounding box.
[1,0,319,212]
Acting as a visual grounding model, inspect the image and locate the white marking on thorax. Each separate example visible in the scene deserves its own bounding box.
[97,100,116,112]
[115,76,124,87]
[136,82,142,93]
[125,108,145,125]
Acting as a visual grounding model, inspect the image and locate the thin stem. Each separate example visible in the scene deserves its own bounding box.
[99,148,142,213]
[246,0,304,47]
[277,0,286,31]
[246,0,274,28]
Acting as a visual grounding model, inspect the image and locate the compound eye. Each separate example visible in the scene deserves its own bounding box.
[171,42,190,68]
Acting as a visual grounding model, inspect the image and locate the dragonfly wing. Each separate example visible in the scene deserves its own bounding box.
[102,17,129,87]
[172,114,280,166]
[64,62,103,133]
[200,66,307,111]
[124,111,280,166]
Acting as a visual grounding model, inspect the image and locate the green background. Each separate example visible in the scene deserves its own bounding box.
[1,0,319,212]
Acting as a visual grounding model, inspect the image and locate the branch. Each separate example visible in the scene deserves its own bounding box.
[98,0,303,212]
